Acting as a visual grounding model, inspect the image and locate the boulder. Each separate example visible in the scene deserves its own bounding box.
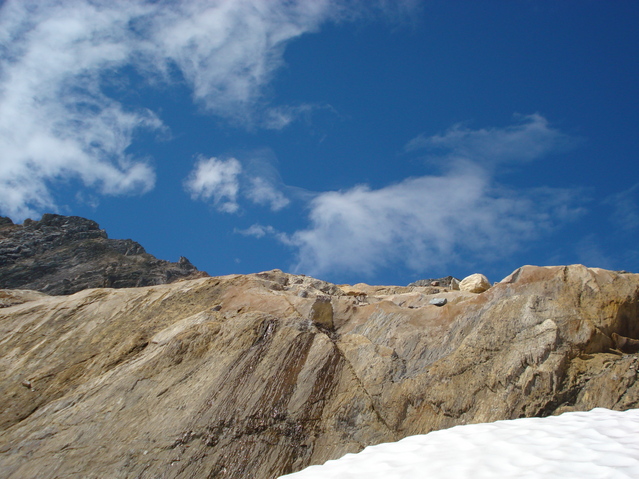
[429,297,448,306]
[459,273,492,293]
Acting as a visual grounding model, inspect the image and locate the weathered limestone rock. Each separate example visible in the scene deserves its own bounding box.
[459,273,492,293]
[0,265,638,478]
[0,214,207,294]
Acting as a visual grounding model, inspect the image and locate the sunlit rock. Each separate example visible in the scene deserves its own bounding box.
[459,273,492,293]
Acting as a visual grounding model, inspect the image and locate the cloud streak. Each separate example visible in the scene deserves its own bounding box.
[405,114,574,168]
[281,115,582,278]
[605,183,639,232]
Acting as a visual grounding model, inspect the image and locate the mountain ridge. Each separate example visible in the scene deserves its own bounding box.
[0,213,207,295]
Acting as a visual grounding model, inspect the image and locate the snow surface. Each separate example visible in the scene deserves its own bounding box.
[280,408,639,479]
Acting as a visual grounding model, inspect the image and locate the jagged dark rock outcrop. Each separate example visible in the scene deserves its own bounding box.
[0,214,207,295]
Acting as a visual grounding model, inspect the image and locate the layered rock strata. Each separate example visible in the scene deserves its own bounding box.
[0,214,206,295]
[0,265,638,478]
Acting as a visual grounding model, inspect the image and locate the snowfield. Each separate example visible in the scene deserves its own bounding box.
[280,408,639,479]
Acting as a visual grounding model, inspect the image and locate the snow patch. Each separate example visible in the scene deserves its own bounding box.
[280,408,639,479]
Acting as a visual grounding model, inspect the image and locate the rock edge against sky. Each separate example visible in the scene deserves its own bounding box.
[1,252,638,477]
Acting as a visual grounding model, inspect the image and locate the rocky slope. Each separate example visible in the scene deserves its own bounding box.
[0,265,638,478]
[0,214,206,295]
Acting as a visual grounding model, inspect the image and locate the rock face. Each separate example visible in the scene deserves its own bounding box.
[459,273,492,293]
[0,214,206,295]
[408,275,459,289]
[1,265,639,478]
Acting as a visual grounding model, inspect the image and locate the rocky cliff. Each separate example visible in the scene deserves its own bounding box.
[1,265,638,478]
[0,214,206,295]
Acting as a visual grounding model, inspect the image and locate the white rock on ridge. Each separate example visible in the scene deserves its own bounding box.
[459,273,491,293]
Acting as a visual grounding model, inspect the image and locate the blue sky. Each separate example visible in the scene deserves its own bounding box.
[1,0,638,286]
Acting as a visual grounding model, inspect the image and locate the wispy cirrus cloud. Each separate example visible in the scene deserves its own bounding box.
[405,113,574,168]
[0,0,417,220]
[572,183,639,270]
[245,177,290,212]
[605,183,639,232]
[253,115,583,278]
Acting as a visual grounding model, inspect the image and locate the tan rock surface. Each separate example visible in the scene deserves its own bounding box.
[0,265,638,478]
[459,273,492,293]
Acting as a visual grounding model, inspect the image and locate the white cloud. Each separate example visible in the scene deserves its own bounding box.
[289,173,578,277]
[185,150,290,213]
[261,103,336,130]
[236,224,278,239]
[236,224,274,239]
[245,177,290,211]
[146,1,333,121]
[0,0,160,220]
[184,156,242,213]
[284,116,582,278]
[0,0,417,220]
[235,223,292,246]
